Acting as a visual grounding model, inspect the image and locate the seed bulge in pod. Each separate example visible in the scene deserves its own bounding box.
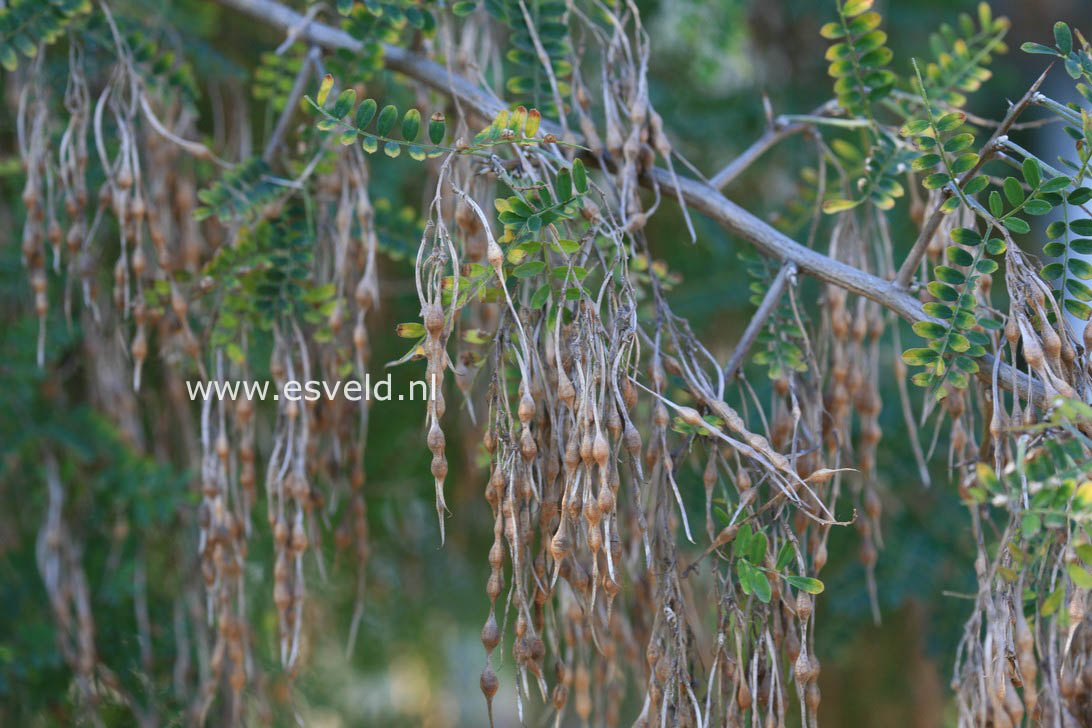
[737,679,752,710]
[587,521,602,552]
[488,539,504,570]
[1039,323,1057,362]
[808,655,821,682]
[431,454,448,481]
[456,199,482,236]
[558,370,576,409]
[290,520,308,553]
[785,624,801,664]
[489,464,505,495]
[423,303,444,337]
[621,376,638,411]
[552,683,569,711]
[131,328,148,361]
[550,527,571,563]
[427,422,445,454]
[520,427,537,461]
[480,664,499,699]
[528,635,545,663]
[481,611,500,653]
[273,518,289,547]
[794,650,810,684]
[597,485,615,514]
[580,428,594,467]
[1022,330,1044,370]
[623,422,642,457]
[814,540,829,572]
[805,682,821,712]
[355,275,373,310]
[677,406,703,428]
[653,401,669,429]
[606,403,622,439]
[518,390,535,423]
[486,571,504,601]
[593,430,609,469]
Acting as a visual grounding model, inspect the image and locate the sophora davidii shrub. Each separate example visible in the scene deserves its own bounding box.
[12,0,1092,725]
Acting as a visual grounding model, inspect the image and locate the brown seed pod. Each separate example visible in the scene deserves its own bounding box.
[481,611,500,653]
[456,199,483,236]
[737,678,753,710]
[480,663,499,699]
[814,540,829,572]
[1022,332,1044,371]
[794,651,810,684]
[713,524,740,548]
[592,430,609,470]
[623,423,642,458]
[805,682,821,712]
[552,682,569,712]
[488,540,504,570]
[785,624,801,665]
[796,592,813,621]
[486,571,504,601]
[423,303,444,337]
[519,427,537,461]
[550,526,571,563]
[1042,325,1062,366]
[597,483,615,514]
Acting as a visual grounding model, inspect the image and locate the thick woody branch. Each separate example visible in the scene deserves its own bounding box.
[211,0,1047,407]
[212,0,924,316]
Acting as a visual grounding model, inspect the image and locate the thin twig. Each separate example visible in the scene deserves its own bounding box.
[710,121,810,190]
[139,93,228,166]
[888,89,1059,131]
[263,46,320,163]
[723,262,796,379]
[893,65,1051,289]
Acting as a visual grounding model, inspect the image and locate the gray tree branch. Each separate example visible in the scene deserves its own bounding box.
[211,0,1046,407]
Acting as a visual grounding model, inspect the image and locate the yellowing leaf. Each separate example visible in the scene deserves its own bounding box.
[1076,480,1092,508]
[822,197,860,214]
[396,322,426,338]
[317,74,334,106]
[1069,563,1092,589]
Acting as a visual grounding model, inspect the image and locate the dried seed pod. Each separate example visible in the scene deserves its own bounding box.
[737,678,752,710]
[623,422,642,458]
[551,525,571,563]
[480,664,499,708]
[481,611,500,653]
[592,429,609,470]
[805,682,821,712]
[796,591,813,621]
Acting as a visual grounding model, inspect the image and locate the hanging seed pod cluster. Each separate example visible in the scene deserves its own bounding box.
[6,14,401,719]
[372,5,844,714]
